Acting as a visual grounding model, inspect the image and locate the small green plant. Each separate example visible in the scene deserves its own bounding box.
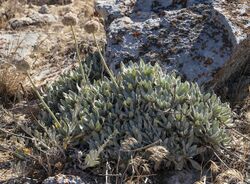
[9,58,233,182]
[41,60,232,172]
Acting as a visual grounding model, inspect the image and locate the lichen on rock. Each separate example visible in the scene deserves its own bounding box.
[95,0,249,85]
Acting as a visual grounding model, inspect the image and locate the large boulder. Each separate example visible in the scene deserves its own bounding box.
[95,0,249,86]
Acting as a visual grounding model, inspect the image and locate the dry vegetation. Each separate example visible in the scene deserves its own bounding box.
[0,0,249,183]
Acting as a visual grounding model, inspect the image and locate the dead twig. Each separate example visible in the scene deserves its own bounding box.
[210,148,230,170]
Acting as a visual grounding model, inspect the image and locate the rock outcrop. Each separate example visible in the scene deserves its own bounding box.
[95,0,249,86]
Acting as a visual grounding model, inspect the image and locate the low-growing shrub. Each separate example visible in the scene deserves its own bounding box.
[40,60,232,172]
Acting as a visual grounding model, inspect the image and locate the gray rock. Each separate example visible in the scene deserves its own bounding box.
[8,17,33,29]
[9,12,57,29]
[157,169,202,184]
[42,173,104,184]
[29,11,57,24]
[42,174,85,184]
[28,0,73,5]
[95,0,249,86]
[0,32,45,61]
[95,0,136,23]
[39,5,50,14]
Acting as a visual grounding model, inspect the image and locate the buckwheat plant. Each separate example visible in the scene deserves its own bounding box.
[84,19,118,87]
[62,12,86,81]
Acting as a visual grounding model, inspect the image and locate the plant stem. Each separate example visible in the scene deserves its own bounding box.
[26,72,61,128]
[70,25,86,81]
[92,33,118,88]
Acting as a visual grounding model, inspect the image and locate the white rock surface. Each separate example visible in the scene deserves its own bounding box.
[0,32,45,60]
[42,174,85,184]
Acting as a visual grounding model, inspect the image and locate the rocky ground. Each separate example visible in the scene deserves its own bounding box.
[0,0,249,183]
[0,0,104,182]
[0,0,104,88]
